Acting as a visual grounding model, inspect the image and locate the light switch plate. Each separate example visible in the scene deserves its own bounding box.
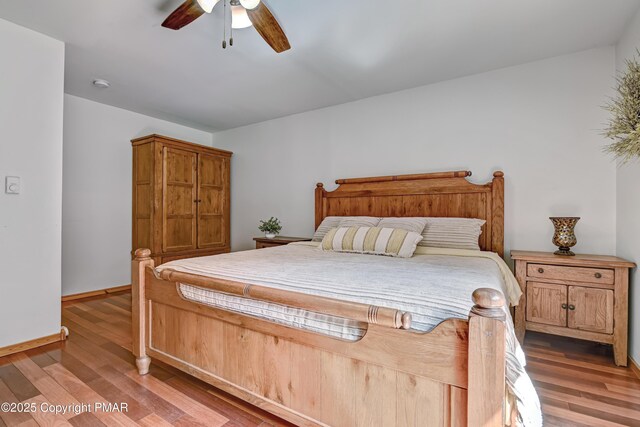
[5,176,20,194]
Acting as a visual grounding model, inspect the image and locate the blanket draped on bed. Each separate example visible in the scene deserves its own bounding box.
[158,242,542,427]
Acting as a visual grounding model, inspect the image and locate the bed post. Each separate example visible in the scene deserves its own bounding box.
[467,288,506,427]
[132,248,153,375]
[315,183,326,229]
[491,171,504,258]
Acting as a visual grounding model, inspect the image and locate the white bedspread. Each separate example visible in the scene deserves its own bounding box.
[158,242,541,427]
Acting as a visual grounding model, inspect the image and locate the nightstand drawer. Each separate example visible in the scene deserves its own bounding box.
[527,263,614,285]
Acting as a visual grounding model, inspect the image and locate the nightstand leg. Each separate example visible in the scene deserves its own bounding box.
[613,268,629,367]
[514,261,527,343]
[613,341,628,367]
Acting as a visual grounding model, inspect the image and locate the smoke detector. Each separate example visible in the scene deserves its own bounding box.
[92,79,110,89]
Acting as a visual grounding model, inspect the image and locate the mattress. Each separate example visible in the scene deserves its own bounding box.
[157,242,541,427]
[166,243,518,339]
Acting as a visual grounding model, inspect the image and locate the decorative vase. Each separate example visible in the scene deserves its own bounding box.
[549,217,580,256]
[265,233,276,239]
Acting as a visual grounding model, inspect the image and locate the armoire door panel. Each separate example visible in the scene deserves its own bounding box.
[133,143,154,253]
[198,154,228,249]
[134,183,152,250]
[163,147,197,252]
[166,184,194,215]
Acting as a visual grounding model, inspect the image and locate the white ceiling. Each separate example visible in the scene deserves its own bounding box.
[1,0,639,131]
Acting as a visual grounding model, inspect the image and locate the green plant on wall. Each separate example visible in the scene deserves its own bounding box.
[258,217,282,234]
[603,50,640,163]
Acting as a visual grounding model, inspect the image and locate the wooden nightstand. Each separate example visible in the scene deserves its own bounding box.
[511,250,635,366]
[253,236,312,249]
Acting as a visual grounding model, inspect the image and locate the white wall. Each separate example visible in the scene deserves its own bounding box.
[616,8,640,364]
[62,95,213,296]
[0,19,65,347]
[213,48,617,259]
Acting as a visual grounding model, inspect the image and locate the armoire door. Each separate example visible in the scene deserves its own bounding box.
[162,147,197,252]
[197,153,228,249]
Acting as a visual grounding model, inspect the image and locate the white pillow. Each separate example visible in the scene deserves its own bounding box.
[338,216,380,228]
[378,217,428,234]
[418,217,485,250]
[312,216,381,242]
[312,217,342,242]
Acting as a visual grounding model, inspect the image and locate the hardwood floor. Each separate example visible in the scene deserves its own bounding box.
[0,292,638,426]
[523,331,640,426]
[0,292,294,427]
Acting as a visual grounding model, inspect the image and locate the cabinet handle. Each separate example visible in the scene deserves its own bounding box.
[568,304,575,310]
[194,199,202,203]
[561,303,568,309]
[595,272,602,279]
[537,268,544,274]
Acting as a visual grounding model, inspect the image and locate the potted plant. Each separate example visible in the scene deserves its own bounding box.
[258,217,282,239]
[603,51,640,162]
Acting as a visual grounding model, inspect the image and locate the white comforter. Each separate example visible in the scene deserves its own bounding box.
[158,242,542,427]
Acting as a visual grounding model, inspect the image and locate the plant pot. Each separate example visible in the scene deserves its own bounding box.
[265,233,276,239]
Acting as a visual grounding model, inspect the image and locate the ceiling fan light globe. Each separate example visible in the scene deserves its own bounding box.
[239,0,260,10]
[231,5,253,28]
[196,0,219,13]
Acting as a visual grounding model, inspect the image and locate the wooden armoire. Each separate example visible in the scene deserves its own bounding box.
[131,134,232,265]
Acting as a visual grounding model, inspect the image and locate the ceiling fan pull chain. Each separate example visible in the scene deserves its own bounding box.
[222,0,227,48]
[229,0,234,47]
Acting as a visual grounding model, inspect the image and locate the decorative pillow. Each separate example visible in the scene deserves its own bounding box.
[312,216,381,242]
[337,216,381,228]
[321,226,423,258]
[378,217,428,234]
[418,217,486,250]
[312,216,342,242]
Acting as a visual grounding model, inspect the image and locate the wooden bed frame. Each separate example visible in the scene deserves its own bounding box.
[132,170,509,427]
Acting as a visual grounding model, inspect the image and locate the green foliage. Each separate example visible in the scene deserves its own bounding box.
[258,217,282,234]
[603,51,640,163]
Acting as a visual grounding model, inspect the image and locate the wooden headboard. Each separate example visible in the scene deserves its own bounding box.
[315,170,504,257]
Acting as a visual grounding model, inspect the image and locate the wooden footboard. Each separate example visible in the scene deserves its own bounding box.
[132,249,507,427]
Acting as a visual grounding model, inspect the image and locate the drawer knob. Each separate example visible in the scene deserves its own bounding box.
[595,272,602,279]
[568,304,575,311]
[561,303,568,309]
[537,268,544,274]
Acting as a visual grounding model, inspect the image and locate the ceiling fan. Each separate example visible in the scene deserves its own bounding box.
[162,0,290,53]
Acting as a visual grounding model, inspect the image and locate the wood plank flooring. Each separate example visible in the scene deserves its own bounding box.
[0,292,638,426]
[0,292,294,427]
[523,331,640,426]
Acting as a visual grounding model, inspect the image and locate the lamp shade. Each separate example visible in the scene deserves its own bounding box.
[239,0,260,9]
[196,0,219,13]
[231,5,252,28]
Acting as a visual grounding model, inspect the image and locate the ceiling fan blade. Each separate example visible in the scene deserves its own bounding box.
[162,0,205,30]
[246,2,290,53]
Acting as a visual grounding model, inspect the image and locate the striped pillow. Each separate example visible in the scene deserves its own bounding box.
[378,217,428,234]
[312,217,342,242]
[419,217,486,250]
[321,226,423,258]
[312,216,381,242]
